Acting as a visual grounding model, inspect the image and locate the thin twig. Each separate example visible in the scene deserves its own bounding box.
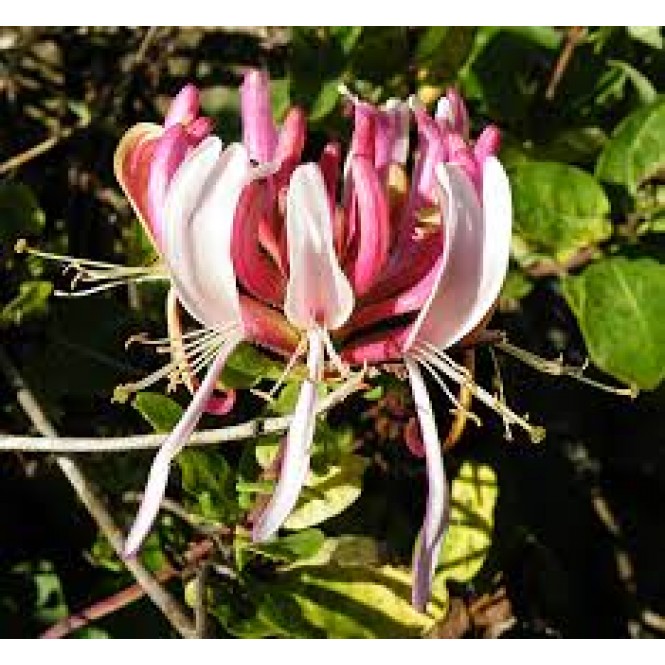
[0,347,196,639]
[41,539,213,639]
[194,563,210,638]
[0,369,367,454]
[545,27,587,100]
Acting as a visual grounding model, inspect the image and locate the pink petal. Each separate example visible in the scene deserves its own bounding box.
[319,141,342,216]
[164,84,200,128]
[344,154,391,297]
[252,330,324,541]
[375,98,410,175]
[343,248,441,336]
[185,116,214,144]
[145,124,190,249]
[240,295,300,358]
[474,125,501,165]
[340,324,411,365]
[284,164,354,332]
[240,69,278,163]
[231,181,286,306]
[405,358,449,612]
[124,337,242,557]
[113,122,164,251]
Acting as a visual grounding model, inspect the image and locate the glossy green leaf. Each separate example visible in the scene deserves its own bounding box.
[284,455,369,530]
[178,449,241,522]
[255,564,448,638]
[596,98,665,194]
[0,280,52,327]
[562,256,665,389]
[131,392,183,433]
[510,161,612,263]
[220,342,282,389]
[437,462,498,584]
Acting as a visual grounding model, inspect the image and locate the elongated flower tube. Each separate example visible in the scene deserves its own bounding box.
[124,138,262,557]
[251,163,354,542]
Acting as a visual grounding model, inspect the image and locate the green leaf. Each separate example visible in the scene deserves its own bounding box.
[596,98,665,194]
[510,161,612,263]
[131,392,183,433]
[284,455,369,530]
[0,280,52,327]
[0,182,45,243]
[178,449,241,522]
[627,26,663,49]
[437,462,498,584]
[255,564,448,638]
[243,529,326,563]
[562,256,665,389]
[220,342,282,389]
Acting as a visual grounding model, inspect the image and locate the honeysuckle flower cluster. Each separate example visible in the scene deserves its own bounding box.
[22,70,537,611]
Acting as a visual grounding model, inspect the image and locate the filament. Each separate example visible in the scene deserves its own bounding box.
[411,341,546,444]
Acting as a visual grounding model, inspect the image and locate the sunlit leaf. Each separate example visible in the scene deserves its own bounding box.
[437,462,498,584]
[510,161,612,263]
[562,256,665,389]
[596,98,665,194]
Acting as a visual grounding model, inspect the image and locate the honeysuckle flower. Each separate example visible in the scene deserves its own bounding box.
[20,70,534,611]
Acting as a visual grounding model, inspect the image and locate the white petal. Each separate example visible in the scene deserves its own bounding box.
[284,164,354,331]
[163,139,248,331]
[406,157,512,350]
[124,337,241,557]
[405,358,449,612]
[252,330,324,541]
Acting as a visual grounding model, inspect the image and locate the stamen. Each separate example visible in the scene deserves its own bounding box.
[266,335,308,401]
[321,329,350,378]
[410,348,482,426]
[115,324,239,402]
[16,239,167,296]
[412,342,546,444]
[337,83,359,105]
[495,340,638,399]
[488,346,513,442]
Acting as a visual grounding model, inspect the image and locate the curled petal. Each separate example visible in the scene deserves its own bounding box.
[405,358,449,612]
[163,138,247,330]
[232,181,286,306]
[252,329,323,541]
[240,295,300,358]
[124,336,242,557]
[442,88,469,138]
[376,99,410,174]
[164,84,200,128]
[406,157,512,351]
[186,116,214,144]
[319,141,342,216]
[240,69,278,163]
[474,125,501,165]
[340,324,411,365]
[345,155,391,297]
[145,124,190,249]
[284,164,354,331]
[113,122,164,249]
